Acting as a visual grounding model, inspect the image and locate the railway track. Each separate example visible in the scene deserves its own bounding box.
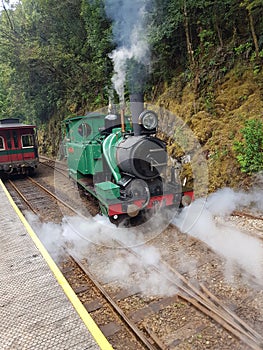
[113,240,263,349]
[64,244,263,350]
[232,211,263,236]
[64,256,158,350]
[5,165,263,349]
[5,175,167,348]
[232,211,263,222]
[5,176,76,223]
[39,155,69,176]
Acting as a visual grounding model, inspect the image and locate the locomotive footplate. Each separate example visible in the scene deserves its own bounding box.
[107,192,176,217]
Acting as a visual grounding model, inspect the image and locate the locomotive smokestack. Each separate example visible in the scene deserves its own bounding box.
[130,93,144,136]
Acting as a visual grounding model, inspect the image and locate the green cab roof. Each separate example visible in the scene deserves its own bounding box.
[62,113,106,123]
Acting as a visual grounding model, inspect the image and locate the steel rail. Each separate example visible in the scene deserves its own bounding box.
[39,159,68,178]
[8,176,86,224]
[160,258,263,342]
[27,176,82,215]
[143,325,168,350]
[200,283,263,342]
[7,179,41,217]
[179,293,263,350]
[114,239,263,350]
[71,254,160,350]
[232,210,263,221]
[162,260,263,347]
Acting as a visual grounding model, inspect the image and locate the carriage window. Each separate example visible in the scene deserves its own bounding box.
[0,136,5,150]
[22,134,34,148]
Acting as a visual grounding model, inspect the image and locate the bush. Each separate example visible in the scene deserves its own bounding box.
[233,119,263,174]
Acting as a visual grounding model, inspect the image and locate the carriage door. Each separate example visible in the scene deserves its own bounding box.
[5,130,14,163]
[12,130,20,161]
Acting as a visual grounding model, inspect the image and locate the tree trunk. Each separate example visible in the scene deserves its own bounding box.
[1,0,14,30]
[248,9,259,58]
[183,2,195,68]
[215,21,223,48]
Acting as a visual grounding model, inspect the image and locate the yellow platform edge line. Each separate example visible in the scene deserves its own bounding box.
[0,180,113,350]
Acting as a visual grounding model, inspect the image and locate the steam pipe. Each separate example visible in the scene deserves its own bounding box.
[120,108,125,133]
[130,93,144,136]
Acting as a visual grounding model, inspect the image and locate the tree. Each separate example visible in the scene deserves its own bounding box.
[240,0,263,58]
[0,0,106,121]
[1,0,262,125]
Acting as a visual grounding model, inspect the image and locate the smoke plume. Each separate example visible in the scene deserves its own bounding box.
[104,0,152,102]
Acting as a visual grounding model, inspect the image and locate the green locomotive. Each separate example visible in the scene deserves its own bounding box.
[63,94,193,225]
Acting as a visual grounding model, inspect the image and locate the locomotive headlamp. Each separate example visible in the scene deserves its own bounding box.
[138,110,158,130]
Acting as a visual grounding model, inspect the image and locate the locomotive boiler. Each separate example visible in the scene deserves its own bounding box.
[63,94,193,225]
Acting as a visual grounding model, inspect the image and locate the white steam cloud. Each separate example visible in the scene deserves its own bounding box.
[174,186,263,284]
[104,0,151,102]
[26,213,178,296]
[26,180,263,298]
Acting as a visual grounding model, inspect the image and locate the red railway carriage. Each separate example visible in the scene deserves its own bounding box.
[0,118,38,175]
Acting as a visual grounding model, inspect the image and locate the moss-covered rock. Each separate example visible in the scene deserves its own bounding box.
[157,65,263,193]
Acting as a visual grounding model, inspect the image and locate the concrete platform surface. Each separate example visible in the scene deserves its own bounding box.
[0,180,112,350]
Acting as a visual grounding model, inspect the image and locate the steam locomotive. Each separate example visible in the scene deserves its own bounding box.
[63,94,193,225]
[0,118,38,176]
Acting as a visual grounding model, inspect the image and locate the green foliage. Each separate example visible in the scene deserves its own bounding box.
[240,0,263,12]
[198,29,214,48]
[204,91,215,113]
[233,119,263,173]
[234,42,253,56]
[0,0,262,125]
[0,0,112,123]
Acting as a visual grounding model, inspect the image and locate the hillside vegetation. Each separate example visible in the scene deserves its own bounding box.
[0,0,262,191]
[157,63,263,191]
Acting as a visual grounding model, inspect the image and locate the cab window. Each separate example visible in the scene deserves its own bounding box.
[78,123,92,138]
[22,134,34,148]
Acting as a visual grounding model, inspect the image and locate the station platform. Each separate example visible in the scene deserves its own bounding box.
[0,180,113,350]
